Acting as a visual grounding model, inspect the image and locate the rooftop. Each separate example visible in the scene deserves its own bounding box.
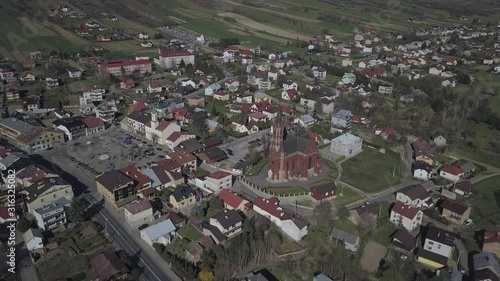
[124,199,152,215]
[332,133,361,145]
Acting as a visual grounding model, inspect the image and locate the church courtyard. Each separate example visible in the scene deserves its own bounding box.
[340,148,403,192]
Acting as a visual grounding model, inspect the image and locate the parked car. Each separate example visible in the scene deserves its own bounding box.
[138,224,149,230]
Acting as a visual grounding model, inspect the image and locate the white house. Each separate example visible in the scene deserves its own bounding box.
[205,171,232,193]
[205,84,221,96]
[33,198,69,231]
[412,162,433,181]
[23,228,44,251]
[140,219,176,247]
[282,80,298,91]
[148,81,162,93]
[253,197,309,242]
[298,114,315,127]
[330,227,360,252]
[417,226,456,268]
[281,89,300,101]
[330,133,362,158]
[124,199,154,228]
[395,184,432,208]
[68,69,82,78]
[313,67,327,80]
[389,202,423,231]
[204,209,244,244]
[440,165,464,182]
[429,65,445,75]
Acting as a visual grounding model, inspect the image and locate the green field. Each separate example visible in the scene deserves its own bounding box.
[333,186,363,206]
[468,175,500,231]
[341,149,402,192]
[0,1,82,54]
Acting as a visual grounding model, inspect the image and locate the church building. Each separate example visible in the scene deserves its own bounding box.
[268,111,321,182]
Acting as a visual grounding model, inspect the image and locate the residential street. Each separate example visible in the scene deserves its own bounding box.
[35,150,182,281]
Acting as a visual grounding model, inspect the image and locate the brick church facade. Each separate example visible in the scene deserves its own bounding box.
[267,112,321,182]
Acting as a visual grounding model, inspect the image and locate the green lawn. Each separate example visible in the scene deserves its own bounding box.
[332,186,363,206]
[467,175,500,231]
[371,221,396,247]
[247,158,268,176]
[177,224,203,242]
[332,218,358,234]
[266,186,308,195]
[341,149,402,192]
[36,248,90,281]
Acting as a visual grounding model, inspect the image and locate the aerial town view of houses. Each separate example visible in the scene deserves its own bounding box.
[1,0,500,281]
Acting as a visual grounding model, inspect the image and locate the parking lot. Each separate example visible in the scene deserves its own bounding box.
[219,129,270,164]
[50,125,172,175]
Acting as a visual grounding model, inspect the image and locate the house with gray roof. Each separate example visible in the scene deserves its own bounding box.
[23,228,44,251]
[33,197,70,230]
[473,251,500,280]
[330,133,362,158]
[204,209,244,244]
[140,218,176,247]
[331,109,353,130]
[330,227,360,252]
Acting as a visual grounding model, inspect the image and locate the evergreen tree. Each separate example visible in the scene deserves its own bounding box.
[69,198,86,223]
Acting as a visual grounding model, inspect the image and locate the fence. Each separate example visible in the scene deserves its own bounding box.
[238,176,311,202]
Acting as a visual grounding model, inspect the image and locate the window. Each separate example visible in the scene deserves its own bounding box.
[428,241,434,245]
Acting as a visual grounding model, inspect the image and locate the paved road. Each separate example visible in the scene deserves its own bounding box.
[35,150,181,281]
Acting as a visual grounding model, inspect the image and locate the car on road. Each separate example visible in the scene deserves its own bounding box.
[256,138,261,142]
[228,151,233,156]
[138,224,149,230]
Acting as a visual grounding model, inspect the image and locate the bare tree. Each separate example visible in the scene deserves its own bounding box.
[313,201,333,229]
[357,213,377,237]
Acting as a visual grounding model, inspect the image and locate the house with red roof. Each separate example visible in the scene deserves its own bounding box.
[205,171,232,193]
[359,60,371,69]
[253,196,309,241]
[83,116,105,135]
[153,158,181,173]
[119,165,152,192]
[165,131,196,150]
[120,79,136,89]
[98,59,152,77]
[218,189,252,212]
[313,67,327,80]
[389,202,423,231]
[90,252,129,281]
[0,207,11,223]
[483,231,500,258]
[225,79,239,90]
[310,183,336,201]
[155,50,194,68]
[439,165,464,182]
[281,89,301,101]
[248,112,268,122]
[147,81,162,93]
